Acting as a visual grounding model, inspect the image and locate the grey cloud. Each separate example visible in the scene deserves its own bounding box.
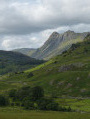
[0,0,90,35]
[1,23,90,50]
[1,34,44,50]
[0,0,90,50]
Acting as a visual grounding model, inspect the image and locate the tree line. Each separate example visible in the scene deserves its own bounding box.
[0,86,72,111]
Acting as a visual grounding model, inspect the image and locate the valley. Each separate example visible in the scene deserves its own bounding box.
[0,32,90,119]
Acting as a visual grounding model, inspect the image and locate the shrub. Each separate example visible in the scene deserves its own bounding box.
[62,50,67,54]
[10,102,15,106]
[31,86,44,101]
[27,72,34,78]
[46,101,59,111]
[8,89,18,101]
[15,86,31,101]
[67,106,72,112]
[37,98,59,111]
[23,99,34,110]
[9,89,17,98]
[71,43,80,50]
[0,95,9,106]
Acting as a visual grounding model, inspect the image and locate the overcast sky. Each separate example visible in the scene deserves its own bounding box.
[0,0,90,50]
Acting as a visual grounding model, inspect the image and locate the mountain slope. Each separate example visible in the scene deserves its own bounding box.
[0,33,90,97]
[31,30,89,60]
[13,48,36,56]
[0,50,44,75]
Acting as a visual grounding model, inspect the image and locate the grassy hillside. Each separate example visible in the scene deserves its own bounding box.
[0,50,44,75]
[0,34,90,97]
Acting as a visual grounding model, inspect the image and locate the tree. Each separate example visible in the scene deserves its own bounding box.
[16,86,31,101]
[37,98,59,111]
[31,86,44,101]
[8,89,17,101]
[9,89,17,98]
[46,101,59,111]
[0,95,9,106]
[22,98,34,110]
[27,72,34,78]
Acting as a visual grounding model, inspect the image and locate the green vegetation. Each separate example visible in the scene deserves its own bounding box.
[0,109,90,119]
[0,34,90,118]
[0,34,90,97]
[0,86,72,112]
[0,95,9,106]
[0,50,44,75]
[55,98,90,112]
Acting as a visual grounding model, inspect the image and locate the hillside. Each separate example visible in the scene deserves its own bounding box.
[0,50,44,75]
[13,48,36,56]
[31,30,89,60]
[0,34,90,97]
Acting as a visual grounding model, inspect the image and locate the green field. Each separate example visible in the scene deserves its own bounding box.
[55,98,90,112]
[0,97,90,119]
[0,108,90,119]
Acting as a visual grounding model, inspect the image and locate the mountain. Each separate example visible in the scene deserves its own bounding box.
[13,48,36,56]
[0,33,90,97]
[0,50,44,75]
[31,30,89,60]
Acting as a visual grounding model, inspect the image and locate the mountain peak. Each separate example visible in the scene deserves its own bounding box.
[48,32,59,40]
[50,31,59,37]
[65,30,75,34]
[52,31,59,35]
[31,31,89,60]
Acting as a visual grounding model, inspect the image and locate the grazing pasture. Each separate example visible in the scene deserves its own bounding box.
[0,108,90,119]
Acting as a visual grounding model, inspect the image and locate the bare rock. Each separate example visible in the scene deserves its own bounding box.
[58,81,64,86]
[23,82,27,85]
[58,64,74,72]
[80,89,87,93]
[49,79,55,85]
[76,77,80,81]
[88,73,90,78]
[66,83,72,88]
[58,63,84,72]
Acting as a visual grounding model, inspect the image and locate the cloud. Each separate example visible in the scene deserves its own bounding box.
[0,0,90,35]
[1,35,44,50]
[0,0,90,50]
[1,23,90,50]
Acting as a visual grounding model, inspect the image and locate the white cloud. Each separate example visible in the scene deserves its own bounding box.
[1,34,44,50]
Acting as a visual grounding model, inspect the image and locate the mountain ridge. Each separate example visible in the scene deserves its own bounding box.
[0,50,44,75]
[13,48,36,56]
[31,30,89,60]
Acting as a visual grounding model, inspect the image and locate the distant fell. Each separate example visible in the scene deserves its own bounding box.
[0,50,44,75]
[13,48,36,56]
[31,30,89,60]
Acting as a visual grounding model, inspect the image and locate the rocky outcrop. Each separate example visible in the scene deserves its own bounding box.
[31,30,89,60]
[58,64,74,72]
[58,63,84,72]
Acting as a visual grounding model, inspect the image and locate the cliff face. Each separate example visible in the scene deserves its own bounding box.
[31,30,89,60]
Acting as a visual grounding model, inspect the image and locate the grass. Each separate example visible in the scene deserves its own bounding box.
[0,38,90,97]
[55,98,90,112]
[0,107,90,119]
[0,35,90,119]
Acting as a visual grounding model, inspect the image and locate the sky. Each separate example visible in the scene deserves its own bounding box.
[0,0,90,50]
